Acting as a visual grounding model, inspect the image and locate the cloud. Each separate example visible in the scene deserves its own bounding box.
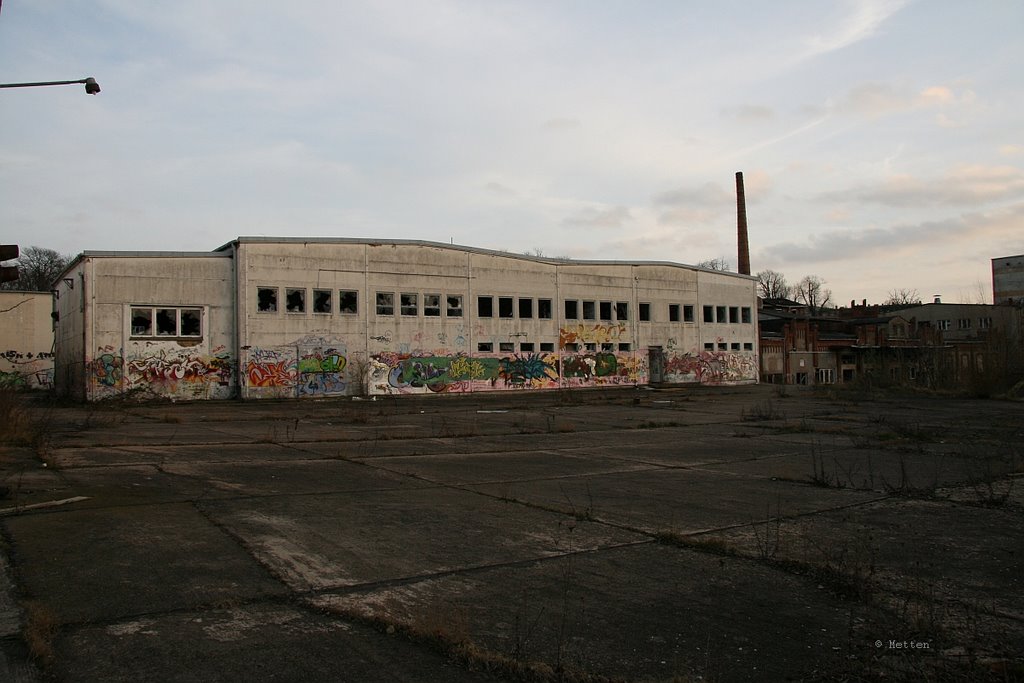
[825,165,1024,207]
[760,202,1024,264]
[543,117,582,130]
[722,105,775,122]
[801,0,911,59]
[562,205,632,229]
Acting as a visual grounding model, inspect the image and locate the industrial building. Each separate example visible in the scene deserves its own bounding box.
[0,290,55,390]
[52,238,760,401]
[993,254,1024,305]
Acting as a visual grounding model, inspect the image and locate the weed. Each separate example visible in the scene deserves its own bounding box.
[750,499,783,561]
[741,399,784,421]
[0,390,51,454]
[24,600,59,664]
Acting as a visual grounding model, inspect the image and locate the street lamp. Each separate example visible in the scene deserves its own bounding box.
[0,77,100,94]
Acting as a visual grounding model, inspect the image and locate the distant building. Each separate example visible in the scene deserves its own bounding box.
[993,254,1024,305]
[53,238,759,401]
[0,290,55,390]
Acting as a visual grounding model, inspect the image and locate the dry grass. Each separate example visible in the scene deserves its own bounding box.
[23,600,60,663]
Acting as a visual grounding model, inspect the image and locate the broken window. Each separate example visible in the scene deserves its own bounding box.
[716,306,727,323]
[180,309,201,336]
[424,294,441,317]
[339,290,358,315]
[684,305,695,322]
[582,301,595,320]
[446,295,463,317]
[616,302,628,321]
[401,293,418,316]
[286,288,305,313]
[130,308,152,336]
[499,342,515,352]
[376,292,394,316]
[498,297,514,318]
[538,299,552,319]
[478,296,493,318]
[313,289,332,314]
[477,342,493,352]
[257,287,278,313]
[564,300,578,319]
[156,309,177,336]
[518,298,533,319]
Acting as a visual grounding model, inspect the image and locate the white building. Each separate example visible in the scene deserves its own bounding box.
[993,254,1024,305]
[53,238,759,401]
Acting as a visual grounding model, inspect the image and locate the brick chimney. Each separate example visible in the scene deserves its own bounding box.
[736,171,751,275]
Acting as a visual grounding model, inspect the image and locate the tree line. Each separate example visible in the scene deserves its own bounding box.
[0,246,73,292]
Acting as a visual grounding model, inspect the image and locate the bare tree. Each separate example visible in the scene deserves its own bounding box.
[884,288,922,307]
[793,275,832,312]
[756,269,790,299]
[0,246,73,292]
[697,256,731,271]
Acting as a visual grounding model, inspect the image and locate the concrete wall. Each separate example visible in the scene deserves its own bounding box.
[0,291,55,390]
[235,240,758,398]
[993,255,1024,305]
[56,254,236,401]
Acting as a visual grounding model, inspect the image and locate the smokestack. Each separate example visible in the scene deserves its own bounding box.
[736,171,751,275]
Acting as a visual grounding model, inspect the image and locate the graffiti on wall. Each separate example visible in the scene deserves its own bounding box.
[90,351,124,392]
[368,349,642,395]
[124,348,233,399]
[2,349,56,390]
[244,339,349,398]
[559,323,627,348]
[663,349,757,385]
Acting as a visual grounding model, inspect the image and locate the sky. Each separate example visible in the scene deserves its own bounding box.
[1,1,1022,305]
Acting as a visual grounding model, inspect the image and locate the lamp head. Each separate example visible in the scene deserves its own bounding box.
[84,77,100,95]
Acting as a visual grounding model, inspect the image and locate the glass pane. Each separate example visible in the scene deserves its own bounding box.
[131,308,152,336]
[180,309,201,336]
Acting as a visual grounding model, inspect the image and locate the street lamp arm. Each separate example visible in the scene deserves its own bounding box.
[0,77,100,94]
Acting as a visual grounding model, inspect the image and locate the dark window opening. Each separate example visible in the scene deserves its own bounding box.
[499,342,515,352]
[257,288,278,313]
[729,306,739,323]
[565,300,578,319]
[478,296,493,317]
[741,307,751,324]
[600,301,612,320]
[376,292,394,316]
[703,306,714,323]
[180,309,201,336]
[669,304,680,322]
[339,290,358,315]
[156,309,177,336]
[401,293,418,316]
[518,298,533,319]
[616,302,628,321]
[499,297,514,318]
[131,308,152,336]
[716,306,727,323]
[582,301,595,320]
[313,289,332,314]
[684,305,695,322]
[540,342,555,352]
[478,342,493,352]
[424,294,441,317]
[520,342,535,352]
[639,303,650,321]
[447,295,463,317]
[538,299,552,319]
[286,289,305,313]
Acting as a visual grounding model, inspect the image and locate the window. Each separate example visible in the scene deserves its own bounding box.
[718,342,728,350]
[424,294,441,317]
[313,289,332,314]
[816,368,836,384]
[729,307,739,323]
[741,307,752,324]
[616,302,628,321]
[131,308,152,335]
[703,306,714,323]
[478,342,493,352]
[286,288,305,313]
[704,342,714,350]
[600,301,612,320]
[585,343,597,351]
[540,342,555,352]
[979,317,992,329]
[684,305,695,322]
[601,343,613,351]
[447,295,463,317]
[743,343,754,351]
[564,343,579,351]
[564,300,578,319]
[339,290,358,315]
[639,303,651,321]
[499,297,514,318]
[499,342,515,352]
[730,343,740,351]
[257,287,278,313]
[518,298,533,319]
[376,292,394,316]
[520,342,535,352]
[131,306,201,338]
[716,306,727,323]
[618,343,631,351]
[669,304,680,322]
[401,293,418,316]
[478,296,493,318]
[538,299,552,319]
[582,301,596,320]
[957,318,972,330]
[937,319,951,330]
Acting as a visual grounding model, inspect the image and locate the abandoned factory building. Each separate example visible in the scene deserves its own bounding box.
[53,237,759,401]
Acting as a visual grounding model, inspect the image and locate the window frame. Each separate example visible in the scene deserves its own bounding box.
[129,305,203,340]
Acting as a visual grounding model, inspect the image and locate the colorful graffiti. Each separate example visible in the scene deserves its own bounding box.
[663,350,757,385]
[122,348,234,399]
[91,353,124,389]
[368,350,642,395]
[244,342,349,398]
[297,347,347,397]
[559,323,627,348]
[2,349,56,390]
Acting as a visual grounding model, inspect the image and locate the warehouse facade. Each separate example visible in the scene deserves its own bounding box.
[53,238,759,401]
